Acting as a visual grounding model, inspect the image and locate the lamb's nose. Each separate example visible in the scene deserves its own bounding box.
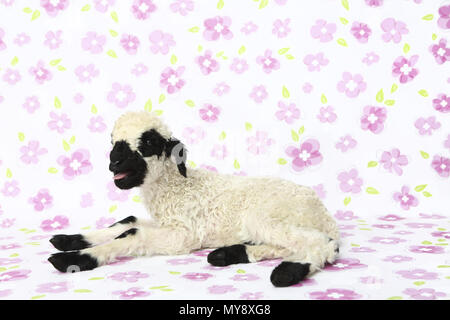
[109,160,123,172]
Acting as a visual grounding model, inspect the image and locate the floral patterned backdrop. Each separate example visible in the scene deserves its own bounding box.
[0,0,449,300]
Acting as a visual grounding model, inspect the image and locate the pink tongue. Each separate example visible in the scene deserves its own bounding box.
[113,172,129,180]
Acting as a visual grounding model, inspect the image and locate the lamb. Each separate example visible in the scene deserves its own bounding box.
[48,111,340,287]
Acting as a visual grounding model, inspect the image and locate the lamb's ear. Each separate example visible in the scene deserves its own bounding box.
[165,138,187,178]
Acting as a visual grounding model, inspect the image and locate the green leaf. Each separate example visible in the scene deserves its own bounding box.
[340,17,348,25]
[403,43,410,54]
[107,50,117,58]
[169,271,180,275]
[420,150,429,159]
[91,104,98,114]
[414,184,427,192]
[109,205,117,213]
[74,289,92,293]
[282,86,290,98]
[259,0,269,9]
[62,140,70,152]
[50,59,61,66]
[277,158,287,165]
[245,122,252,131]
[391,83,398,93]
[69,136,76,144]
[216,51,224,58]
[48,167,58,174]
[422,14,433,21]
[366,187,379,195]
[150,286,169,290]
[57,65,66,71]
[197,45,203,52]
[54,97,62,109]
[291,129,299,142]
[367,161,378,168]
[234,159,240,170]
[384,100,395,106]
[144,99,152,112]
[23,7,33,14]
[337,38,348,47]
[278,48,290,55]
[432,33,437,41]
[158,94,166,104]
[6,168,12,178]
[81,4,91,11]
[421,240,432,245]
[109,30,118,37]
[217,0,224,9]
[185,100,195,107]
[238,46,246,55]
[376,89,384,103]
[321,94,327,104]
[132,195,141,202]
[219,131,226,140]
[170,54,177,65]
[11,56,19,66]
[187,160,196,168]
[18,132,25,142]
[437,265,450,268]
[188,27,200,33]
[418,89,428,97]
[285,54,294,60]
[31,10,40,21]
[344,197,351,206]
[298,126,304,135]
[110,11,118,23]
[154,110,164,116]
[88,277,104,280]
[31,295,46,300]
[236,269,246,274]
[341,0,349,10]
[423,191,432,197]
[387,296,403,300]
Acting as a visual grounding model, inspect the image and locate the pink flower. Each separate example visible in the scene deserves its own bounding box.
[14,33,30,46]
[240,292,263,300]
[246,131,274,155]
[131,0,157,20]
[40,0,69,17]
[378,214,404,222]
[338,169,363,193]
[149,30,175,55]
[110,271,149,282]
[107,256,134,266]
[380,148,408,175]
[88,116,107,133]
[93,0,115,13]
[210,144,228,160]
[365,0,383,6]
[310,20,336,42]
[362,52,379,65]
[275,101,300,124]
[160,66,186,94]
[383,255,412,263]
[182,272,213,281]
[369,236,406,244]
[241,21,258,35]
[212,82,230,96]
[309,288,362,300]
[29,188,53,212]
[256,50,280,74]
[1,219,15,228]
[393,186,418,210]
[0,257,22,265]
[285,139,323,172]
[107,181,130,201]
[170,0,194,16]
[113,287,151,299]
[272,19,291,38]
[167,257,200,265]
[438,5,450,30]
[74,64,99,83]
[432,93,450,113]
[420,213,446,219]
[405,222,435,229]
[182,126,206,144]
[230,274,260,281]
[317,106,337,123]
[229,58,249,74]
[0,28,5,51]
[40,215,69,232]
[36,281,69,293]
[392,55,419,83]
[249,85,268,103]
[351,247,376,253]
[208,285,237,294]
[325,258,367,271]
[199,104,221,123]
[429,38,450,65]
[403,288,446,300]
[335,135,357,152]
[48,112,71,134]
[312,184,326,199]
[360,106,387,134]
[414,116,440,135]
[372,224,394,229]
[203,16,233,41]
[23,96,40,113]
[57,149,93,180]
[2,68,21,85]
[0,243,21,250]
[410,245,445,254]
[20,140,47,164]
[1,180,20,197]
[431,155,450,178]
[302,82,313,93]
[196,50,220,75]
[29,60,52,84]
[0,270,31,282]
[334,210,359,221]
[81,32,106,54]
[381,18,408,43]
[95,216,114,229]
[351,22,371,43]
[431,231,450,239]
[303,52,328,72]
[120,34,140,55]
[131,63,148,77]
[73,93,84,104]
[107,83,136,108]
[44,30,63,49]
[337,72,366,98]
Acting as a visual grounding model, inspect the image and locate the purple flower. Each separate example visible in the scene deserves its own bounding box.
[199,104,220,123]
[360,106,387,134]
[397,269,439,280]
[196,50,219,75]
[182,272,213,281]
[2,68,21,85]
[380,148,408,175]
[48,112,71,134]
[81,32,106,54]
[431,155,450,178]
[351,22,371,43]
[1,180,20,197]
[409,245,444,254]
[338,169,363,193]
[393,186,418,210]
[208,285,237,294]
[203,16,233,41]
[212,82,230,96]
[0,270,31,282]
[36,281,69,293]
[309,288,362,300]
[335,135,357,152]
[429,39,450,64]
[246,131,274,155]
[317,106,337,123]
[362,52,379,65]
[29,60,52,84]
[40,0,69,17]
[14,33,31,46]
[57,149,93,180]
[437,5,450,30]
[44,30,63,49]
[403,288,446,300]
[93,0,115,13]
[149,30,175,55]
[381,18,408,43]
[23,96,40,113]
[230,274,260,281]
[432,93,450,113]
[20,140,47,164]
[107,83,136,108]
[337,72,366,98]
[272,19,291,38]
[325,258,367,271]
[229,58,249,74]
[160,66,186,94]
[256,50,280,74]
[383,255,413,263]
[414,116,440,135]
[88,116,107,133]
[275,101,300,124]
[392,55,419,83]
[112,287,151,299]
[107,181,131,201]
[286,139,323,172]
[40,215,69,232]
[368,236,406,245]
[29,188,53,212]
[131,0,157,20]
[241,21,258,35]
[170,0,194,16]
[310,20,336,42]
[303,52,328,72]
[334,210,359,221]
[74,64,99,83]
[249,85,268,103]
[110,271,149,282]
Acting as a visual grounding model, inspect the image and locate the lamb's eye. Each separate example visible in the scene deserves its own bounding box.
[146,139,151,145]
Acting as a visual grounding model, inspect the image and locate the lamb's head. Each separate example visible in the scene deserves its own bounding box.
[109,111,187,189]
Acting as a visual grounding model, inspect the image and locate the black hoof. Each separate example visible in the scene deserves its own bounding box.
[48,251,98,273]
[49,234,90,251]
[207,244,250,267]
[270,262,310,287]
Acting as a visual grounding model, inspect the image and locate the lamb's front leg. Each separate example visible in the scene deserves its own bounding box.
[48,226,200,273]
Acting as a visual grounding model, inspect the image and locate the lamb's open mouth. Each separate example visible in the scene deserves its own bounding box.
[113,171,134,181]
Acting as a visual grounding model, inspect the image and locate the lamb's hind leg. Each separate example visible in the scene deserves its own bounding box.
[49,215,139,251]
